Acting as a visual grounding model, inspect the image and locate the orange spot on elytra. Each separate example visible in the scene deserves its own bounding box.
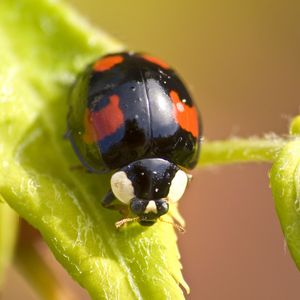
[142,54,169,69]
[93,55,124,72]
[170,90,199,138]
[83,95,124,143]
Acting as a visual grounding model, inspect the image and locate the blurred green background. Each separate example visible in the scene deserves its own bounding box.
[3,0,300,299]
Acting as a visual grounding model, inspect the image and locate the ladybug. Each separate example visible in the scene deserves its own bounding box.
[67,52,202,229]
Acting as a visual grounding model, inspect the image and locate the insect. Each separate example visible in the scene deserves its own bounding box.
[67,52,202,230]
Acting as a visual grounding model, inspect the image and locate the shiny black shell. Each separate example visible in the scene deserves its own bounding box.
[68,52,202,172]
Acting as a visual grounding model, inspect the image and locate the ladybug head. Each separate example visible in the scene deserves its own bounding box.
[110,158,189,228]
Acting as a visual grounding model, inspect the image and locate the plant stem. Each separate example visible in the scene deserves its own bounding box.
[15,222,77,300]
[0,202,18,287]
[199,137,286,167]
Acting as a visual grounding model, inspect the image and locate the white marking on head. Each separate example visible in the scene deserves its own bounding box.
[144,200,157,214]
[111,171,135,204]
[167,170,188,203]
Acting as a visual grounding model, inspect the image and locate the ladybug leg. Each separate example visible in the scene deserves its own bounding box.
[69,164,93,173]
[102,190,116,207]
[102,190,129,216]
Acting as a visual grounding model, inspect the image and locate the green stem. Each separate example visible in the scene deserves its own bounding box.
[199,137,286,167]
[0,202,18,287]
[15,222,77,300]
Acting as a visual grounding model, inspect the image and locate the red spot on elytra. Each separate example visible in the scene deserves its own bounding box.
[83,95,124,143]
[93,55,124,72]
[142,54,169,69]
[170,90,199,138]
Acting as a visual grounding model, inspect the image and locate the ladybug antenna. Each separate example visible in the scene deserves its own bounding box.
[115,217,140,229]
[159,218,185,233]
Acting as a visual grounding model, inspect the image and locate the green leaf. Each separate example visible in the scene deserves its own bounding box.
[0,0,188,299]
[270,138,300,269]
[0,203,18,287]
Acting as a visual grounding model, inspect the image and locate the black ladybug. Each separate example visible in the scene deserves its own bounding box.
[67,52,202,229]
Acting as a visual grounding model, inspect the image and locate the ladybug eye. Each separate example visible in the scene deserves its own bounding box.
[111,171,135,204]
[167,170,188,203]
